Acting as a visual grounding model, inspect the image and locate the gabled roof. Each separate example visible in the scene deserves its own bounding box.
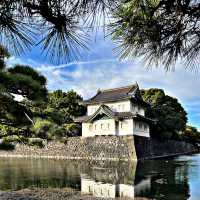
[84,105,118,122]
[81,83,149,107]
[74,105,156,123]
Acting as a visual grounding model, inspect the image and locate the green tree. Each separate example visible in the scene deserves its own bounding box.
[47,90,86,124]
[111,0,200,70]
[0,46,47,133]
[141,89,188,140]
[31,119,56,139]
[0,45,9,70]
[183,126,200,144]
[28,90,85,138]
[0,0,117,62]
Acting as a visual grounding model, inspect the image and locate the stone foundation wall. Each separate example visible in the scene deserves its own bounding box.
[0,136,196,161]
[0,136,137,161]
[134,136,197,160]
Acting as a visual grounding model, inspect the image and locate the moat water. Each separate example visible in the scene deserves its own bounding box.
[0,154,200,199]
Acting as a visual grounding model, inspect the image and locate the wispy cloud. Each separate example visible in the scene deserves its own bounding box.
[5,32,200,129]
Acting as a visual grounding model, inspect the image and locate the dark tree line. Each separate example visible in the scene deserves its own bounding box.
[141,88,200,142]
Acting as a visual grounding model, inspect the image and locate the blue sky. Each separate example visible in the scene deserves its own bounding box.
[6,31,200,129]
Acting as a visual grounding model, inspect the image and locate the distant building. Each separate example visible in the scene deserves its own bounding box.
[75,83,155,137]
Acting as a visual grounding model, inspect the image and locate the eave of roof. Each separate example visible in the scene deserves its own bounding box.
[81,84,138,104]
[74,105,156,123]
[80,83,149,107]
[81,96,150,108]
[81,95,131,105]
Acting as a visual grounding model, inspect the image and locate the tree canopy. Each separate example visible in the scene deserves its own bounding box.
[0,45,47,128]
[141,88,188,140]
[0,0,199,69]
[46,90,86,124]
[183,125,200,144]
[0,0,118,62]
[0,46,85,141]
[111,0,200,70]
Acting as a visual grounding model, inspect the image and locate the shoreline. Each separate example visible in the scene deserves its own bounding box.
[0,150,198,161]
[0,188,154,200]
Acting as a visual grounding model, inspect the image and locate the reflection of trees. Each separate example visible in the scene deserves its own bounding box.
[135,159,190,200]
[0,158,137,191]
[0,157,191,200]
[82,160,137,185]
[0,158,81,190]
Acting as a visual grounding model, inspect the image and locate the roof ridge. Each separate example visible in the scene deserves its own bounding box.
[100,83,137,92]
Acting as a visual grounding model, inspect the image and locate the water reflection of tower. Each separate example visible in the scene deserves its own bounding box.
[81,175,135,198]
[81,161,152,199]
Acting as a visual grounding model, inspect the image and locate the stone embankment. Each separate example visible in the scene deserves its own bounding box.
[134,136,197,160]
[0,188,151,200]
[0,136,137,161]
[0,136,197,161]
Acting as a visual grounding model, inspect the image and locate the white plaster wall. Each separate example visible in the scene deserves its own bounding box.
[87,100,131,115]
[82,119,116,137]
[118,119,134,136]
[133,120,150,137]
[119,184,135,198]
[81,178,135,198]
[82,123,94,137]
[81,178,116,198]
[131,103,145,116]
[83,119,150,137]
[87,101,145,116]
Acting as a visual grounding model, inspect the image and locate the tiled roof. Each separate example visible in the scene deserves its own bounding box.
[81,83,147,105]
[74,105,156,123]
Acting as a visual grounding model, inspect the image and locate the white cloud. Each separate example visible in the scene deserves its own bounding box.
[6,55,200,102]
[5,50,200,128]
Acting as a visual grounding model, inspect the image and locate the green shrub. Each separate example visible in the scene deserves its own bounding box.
[31,119,56,139]
[0,124,18,136]
[63,123,81,137]
[183,126,200,144]
[0,141,15,150]
[59,137,68,144]
[18,136,29,144]
[2,136,29,144]
[28,138,45,148]
[50,127,66,139]
[3,136,19,143]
